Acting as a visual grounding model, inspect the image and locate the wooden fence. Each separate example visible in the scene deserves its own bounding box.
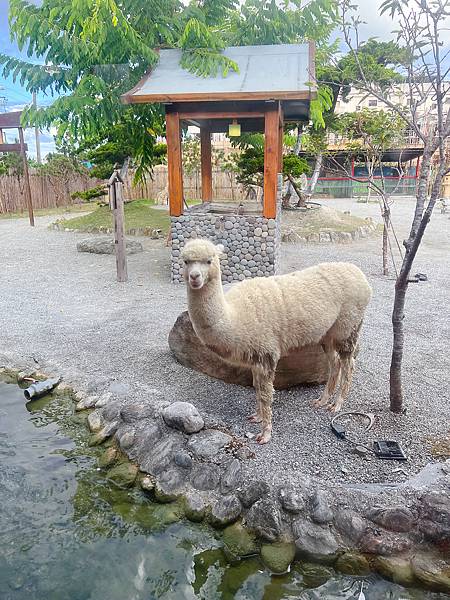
[123,166,245,203]
[0,172,104,214]
[0,166,245,214]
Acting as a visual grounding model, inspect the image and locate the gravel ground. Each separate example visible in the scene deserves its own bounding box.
[1,198,449,488]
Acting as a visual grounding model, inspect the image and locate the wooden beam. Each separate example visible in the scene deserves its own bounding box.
[179,110,264,120]
[123,90,314,104]
[18,127,34,227]
[200,127,213,203]
[166,111,183,217]
[0,143,27,153]
[263,105,280,219]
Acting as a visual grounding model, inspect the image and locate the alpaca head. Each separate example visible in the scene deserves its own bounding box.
[181,239,224,290]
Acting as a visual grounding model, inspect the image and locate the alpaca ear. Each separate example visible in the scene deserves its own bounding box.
[216,243,225,256]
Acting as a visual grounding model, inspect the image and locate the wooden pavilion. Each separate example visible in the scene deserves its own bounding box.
[122,43,315,282]
[123,43,316,218]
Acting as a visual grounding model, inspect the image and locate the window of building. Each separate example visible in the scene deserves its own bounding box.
[355,105,362,111]
[368,99,378,107]
[431,103,437,110]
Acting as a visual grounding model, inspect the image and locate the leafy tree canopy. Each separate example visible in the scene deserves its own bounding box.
[318,39,408,111]
[1,0,337,180]
[233,134,310,187]
[333,108,405,156]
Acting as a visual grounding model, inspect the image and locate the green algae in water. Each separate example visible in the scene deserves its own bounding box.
[0,381,447,600]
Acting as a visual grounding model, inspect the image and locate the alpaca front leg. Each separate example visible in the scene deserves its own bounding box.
[247,369,262,423]
[253,369,275,444]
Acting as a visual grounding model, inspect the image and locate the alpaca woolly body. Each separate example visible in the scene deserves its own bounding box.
[182,239,372,443]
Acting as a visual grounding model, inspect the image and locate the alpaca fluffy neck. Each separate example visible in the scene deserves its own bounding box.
[187,275,232,345]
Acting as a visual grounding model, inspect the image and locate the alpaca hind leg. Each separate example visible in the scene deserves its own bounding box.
[313,343,341,408]
[254,368,275,444]
[326,354,355,413]
[248,369,263,423]
[326,323,361,412]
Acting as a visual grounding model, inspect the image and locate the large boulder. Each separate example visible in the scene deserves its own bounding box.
[168,311,329,389]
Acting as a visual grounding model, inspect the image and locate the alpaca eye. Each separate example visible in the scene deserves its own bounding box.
[184,260,189,265]
[207,259,212,265]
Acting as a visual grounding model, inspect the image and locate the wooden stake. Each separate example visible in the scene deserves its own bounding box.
[18,127,34,227]
[108,170,128,282]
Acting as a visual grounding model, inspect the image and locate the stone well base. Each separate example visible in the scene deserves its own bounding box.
[168,311,329,389]
[170,205,282,284]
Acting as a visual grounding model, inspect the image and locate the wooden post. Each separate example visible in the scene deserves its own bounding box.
[108,170,128,282]
[278,120,284,173]
[200,126,213,203]
[18,127,34,227]
[166,111,183,216]
[263,104,280,219]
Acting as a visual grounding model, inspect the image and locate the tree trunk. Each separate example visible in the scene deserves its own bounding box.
[390,279,407,412]
[382,204,390,276]
[382,222,389,276]
[306,152,323,200]
[283,126,302,208]
[389,150,444,412]
[288,175,306,208]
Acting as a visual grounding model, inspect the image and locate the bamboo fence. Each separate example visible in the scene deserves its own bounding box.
[0,172,103,214]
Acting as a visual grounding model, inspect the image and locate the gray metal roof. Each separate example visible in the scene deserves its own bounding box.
[123,44,314,103]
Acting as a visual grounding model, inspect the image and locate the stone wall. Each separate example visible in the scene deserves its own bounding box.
[170,177,282,283]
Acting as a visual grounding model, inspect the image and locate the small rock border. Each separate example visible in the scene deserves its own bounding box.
[282,221,378,244]
[50,222,165,239]
[1,361,449,594]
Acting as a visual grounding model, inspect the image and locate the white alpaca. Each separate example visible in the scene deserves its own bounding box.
[181,239,372,444]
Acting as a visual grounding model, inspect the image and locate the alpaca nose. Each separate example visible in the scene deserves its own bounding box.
[190,271,201,281]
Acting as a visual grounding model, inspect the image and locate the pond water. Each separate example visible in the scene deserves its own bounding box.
[0,380,446,600]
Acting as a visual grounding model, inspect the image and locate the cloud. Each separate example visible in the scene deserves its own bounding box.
[353,1,396,41]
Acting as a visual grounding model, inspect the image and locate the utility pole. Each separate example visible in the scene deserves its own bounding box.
[32,92,41,164]
[0,86,6,114]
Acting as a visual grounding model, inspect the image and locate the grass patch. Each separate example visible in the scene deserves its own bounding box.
[54,199,170,233]
[0,204,89,220]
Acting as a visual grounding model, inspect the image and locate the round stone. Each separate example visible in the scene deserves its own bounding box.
[261,542,296,574]
[223,522,258,557]
[162,401,204,434]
